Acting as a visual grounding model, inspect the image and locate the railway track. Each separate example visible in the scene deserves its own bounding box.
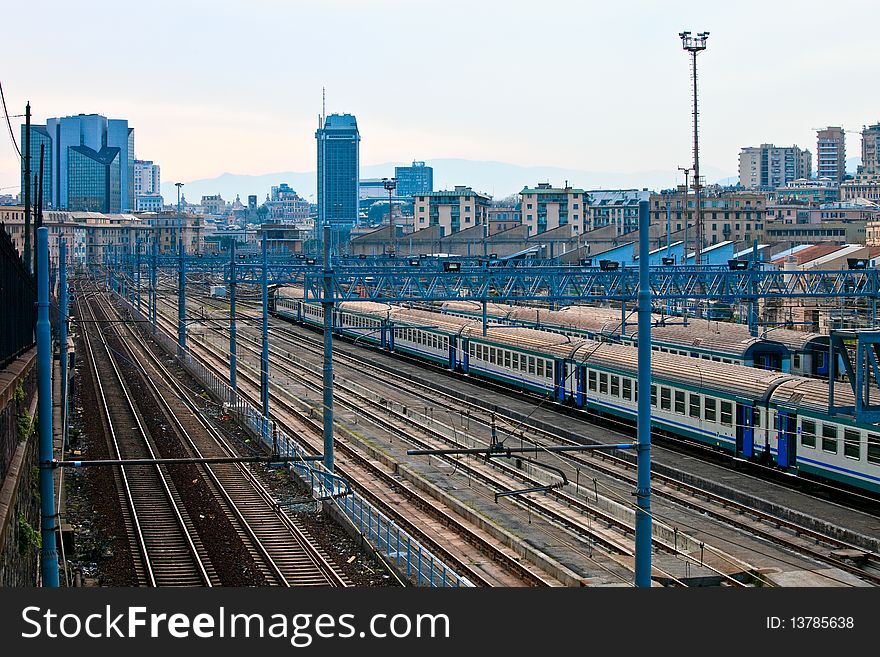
[78,288,216,587]
[189,293,880,586]
[79,280,350,587]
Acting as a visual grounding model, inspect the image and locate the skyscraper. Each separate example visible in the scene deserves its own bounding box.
[395,161,433,198]
[22,113,136,212]
[816,127,846,185]
[20,125,53,210]
[738,144,811,190]
[316,113,360,244]
[859,123,880,175]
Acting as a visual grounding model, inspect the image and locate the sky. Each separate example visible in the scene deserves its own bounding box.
[1,0,879,195]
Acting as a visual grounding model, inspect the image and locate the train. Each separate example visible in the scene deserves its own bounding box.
[437,301,831,378]
[272,290,880,496]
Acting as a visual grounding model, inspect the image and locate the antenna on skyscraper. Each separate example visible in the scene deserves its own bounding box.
[322,86,326,127]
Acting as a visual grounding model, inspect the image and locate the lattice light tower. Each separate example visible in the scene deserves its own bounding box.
[679,30,709,267]
[382,176,398,256]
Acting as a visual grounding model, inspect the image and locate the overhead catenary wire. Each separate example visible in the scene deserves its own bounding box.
[0,79,21,158]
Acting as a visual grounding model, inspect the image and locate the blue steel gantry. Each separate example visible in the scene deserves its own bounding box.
[102,200,880,588]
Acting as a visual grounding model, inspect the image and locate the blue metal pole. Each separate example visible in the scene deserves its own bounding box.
[322,226,335,474]
[59,239,68,450]
[635,199,652,588]
[178,238,186,352]
[229,239,237,399]
[482,299,487,337]
[150,234,157,329]
[261,232,269,442]
[749,239,759,337]
[135,239,142,314]
[37,228,59,587]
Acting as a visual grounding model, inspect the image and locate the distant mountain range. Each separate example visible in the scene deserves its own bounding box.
[160,158,739,205]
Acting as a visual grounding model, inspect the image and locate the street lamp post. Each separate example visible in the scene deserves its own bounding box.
[679,31,709,271]
[382,177,398,256]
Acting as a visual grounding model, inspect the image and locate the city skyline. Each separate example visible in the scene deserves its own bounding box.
[2,0,879,196]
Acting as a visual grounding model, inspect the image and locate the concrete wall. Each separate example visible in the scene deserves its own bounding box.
[0,350,40,586]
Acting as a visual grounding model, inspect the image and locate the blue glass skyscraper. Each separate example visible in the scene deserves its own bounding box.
[316,113,360,247]
[395,161,433,198]
[24,113,135,212]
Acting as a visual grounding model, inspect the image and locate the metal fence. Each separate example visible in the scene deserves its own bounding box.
[0,224,36,369]
[116,291,473,587]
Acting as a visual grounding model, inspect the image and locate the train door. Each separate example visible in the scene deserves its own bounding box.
[575,365,585,407]
[776,411,797,469]
[736,404,754,458]
[461,338,469,373]
[554,359,566,401]
[388,323,395,352]
[813,350,829,377]
[448,336,456,370]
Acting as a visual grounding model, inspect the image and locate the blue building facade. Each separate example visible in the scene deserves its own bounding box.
[316,113,360,245]
[26,113,135,212]
[395,161,433,198]
[20,125,53,210]
[67,145,121,213]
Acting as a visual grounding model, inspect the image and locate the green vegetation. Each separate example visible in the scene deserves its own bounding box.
[17,512,41,555]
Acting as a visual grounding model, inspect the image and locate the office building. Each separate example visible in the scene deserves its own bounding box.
[21,113,135,212]
[395,161,433,198]
[20,124,53,210]
[738,144,812,190]
[316,113,360,240]
[816,127,846,185]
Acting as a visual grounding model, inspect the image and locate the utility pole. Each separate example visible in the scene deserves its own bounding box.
[680,31,709,269]
[175,182,184,255]
[677,166,691,323]
[34,143,44,276]
[23,102,31,272]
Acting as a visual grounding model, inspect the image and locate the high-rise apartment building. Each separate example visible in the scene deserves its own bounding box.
[738,144,811,190]
[316,113,360,240]
[520,183,585,236]
[816,127,846,185]
[134,159,162,212]
[395,161,433,198]
[413,186,490,236]
[859,123,880,175]
[21,113,135,212]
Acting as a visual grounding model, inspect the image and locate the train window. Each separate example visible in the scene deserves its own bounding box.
[660,387,671,411]
[512,353,519,370]
[844,429,861,460]
[610,375,620,397]
[868,434,880,465]
[800,420,816,448]
[600,373,609,394]
[650,385,657,407]
[689,394,701,418]
[528,356,535,375]
[753,408,761,427]
[623,378,632,401]
[675,390,685,414]
[793,353,801,369]
[505,351,511,369]
[704,398,717,422]
[720,401,733,426]
[537,360,544,377]
[521,356,528,372]
[546,361,553,380]
[588,370,597,392]
[701,355,710,360]
[822,425,838,453]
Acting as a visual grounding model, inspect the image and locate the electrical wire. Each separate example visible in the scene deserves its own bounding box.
[0,79,21,158]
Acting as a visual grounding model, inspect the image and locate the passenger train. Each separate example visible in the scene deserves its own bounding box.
[273,290,880,496]
[437,301,831,378]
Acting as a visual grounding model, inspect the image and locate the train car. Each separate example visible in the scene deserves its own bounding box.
[279,294,880,494]
[439,300,831,377]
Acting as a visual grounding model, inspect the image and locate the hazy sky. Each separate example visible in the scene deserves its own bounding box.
[2,0,878,194]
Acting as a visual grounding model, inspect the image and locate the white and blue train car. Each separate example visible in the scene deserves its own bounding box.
[278,295,880,494]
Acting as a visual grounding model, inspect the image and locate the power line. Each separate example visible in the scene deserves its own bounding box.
[0,79,21,158]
